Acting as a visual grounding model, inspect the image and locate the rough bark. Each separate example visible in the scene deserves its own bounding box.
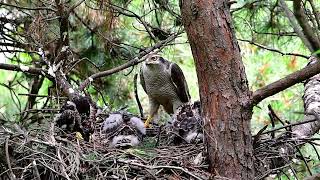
[292,57,320,138]
[180,0,254,179]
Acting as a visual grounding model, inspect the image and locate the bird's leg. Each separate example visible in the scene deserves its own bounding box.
[145,99,160,128]
[75,131,84,140]
[144,115,153,128]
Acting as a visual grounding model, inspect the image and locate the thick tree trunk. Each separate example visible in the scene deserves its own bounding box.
[180,0,254,179]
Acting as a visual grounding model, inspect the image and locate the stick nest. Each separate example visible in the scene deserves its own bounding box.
[0,122,211,180]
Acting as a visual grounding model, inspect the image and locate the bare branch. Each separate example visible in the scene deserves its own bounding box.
[308,0,320,31]
[253,112,319,136]
[279,0,314,52]
[55,70,80,100]
[78,32,181,91]
[0,2,56,12]
[0,63,48,76]
[252,56,320,105]
[238,38,309,59]
[293,0,320,52]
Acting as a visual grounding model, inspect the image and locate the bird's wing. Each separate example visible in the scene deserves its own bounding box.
[139,65,147,93]
[170,62,191,102]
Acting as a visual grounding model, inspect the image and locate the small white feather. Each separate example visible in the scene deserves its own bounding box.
[185,132,203,143]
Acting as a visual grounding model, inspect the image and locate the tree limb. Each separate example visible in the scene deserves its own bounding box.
[292,64,320,138]
[238,38,309,59]
[0,63,48,76]
[78,32,181,91]
[0,2,56,12]
[279,0,314,52]
[252,56,320,105]
[308,0,320,31]
[293,0,320,52]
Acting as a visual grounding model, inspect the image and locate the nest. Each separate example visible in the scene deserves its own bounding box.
[0,122,211,180]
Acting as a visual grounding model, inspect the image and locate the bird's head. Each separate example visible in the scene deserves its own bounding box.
[145,53,162,65]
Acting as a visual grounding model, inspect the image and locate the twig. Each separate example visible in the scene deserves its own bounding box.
[267,105,286,126]
[253,114,319,137]
[5,138,16,180]
[252,125,268,146]
[117,159,203,180]
[255,164,291,180]
[0,63,49,77]
[32,160,41,180]
[296,147,312,176]
[134,74,144,118]
[309,142,320,161]
[155,125,163,147]
[238,39,309,59]
[288,164,299,180]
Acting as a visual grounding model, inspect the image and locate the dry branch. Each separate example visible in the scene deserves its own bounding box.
[279,0,314,52]
[238,39,309,59]
[0,63,48,77]
[78,32,181,91]
[252,56,320,105]
[293,0,320,52]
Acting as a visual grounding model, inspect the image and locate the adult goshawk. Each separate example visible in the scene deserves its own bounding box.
[140,53,191,127]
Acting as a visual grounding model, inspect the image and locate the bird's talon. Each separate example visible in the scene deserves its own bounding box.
[75,132,84,140]
[144,123,152,128]
[144,116,153,128]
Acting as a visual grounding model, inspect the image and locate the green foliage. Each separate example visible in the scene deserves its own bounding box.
[125,148,156,158]
[0,71,28,122]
